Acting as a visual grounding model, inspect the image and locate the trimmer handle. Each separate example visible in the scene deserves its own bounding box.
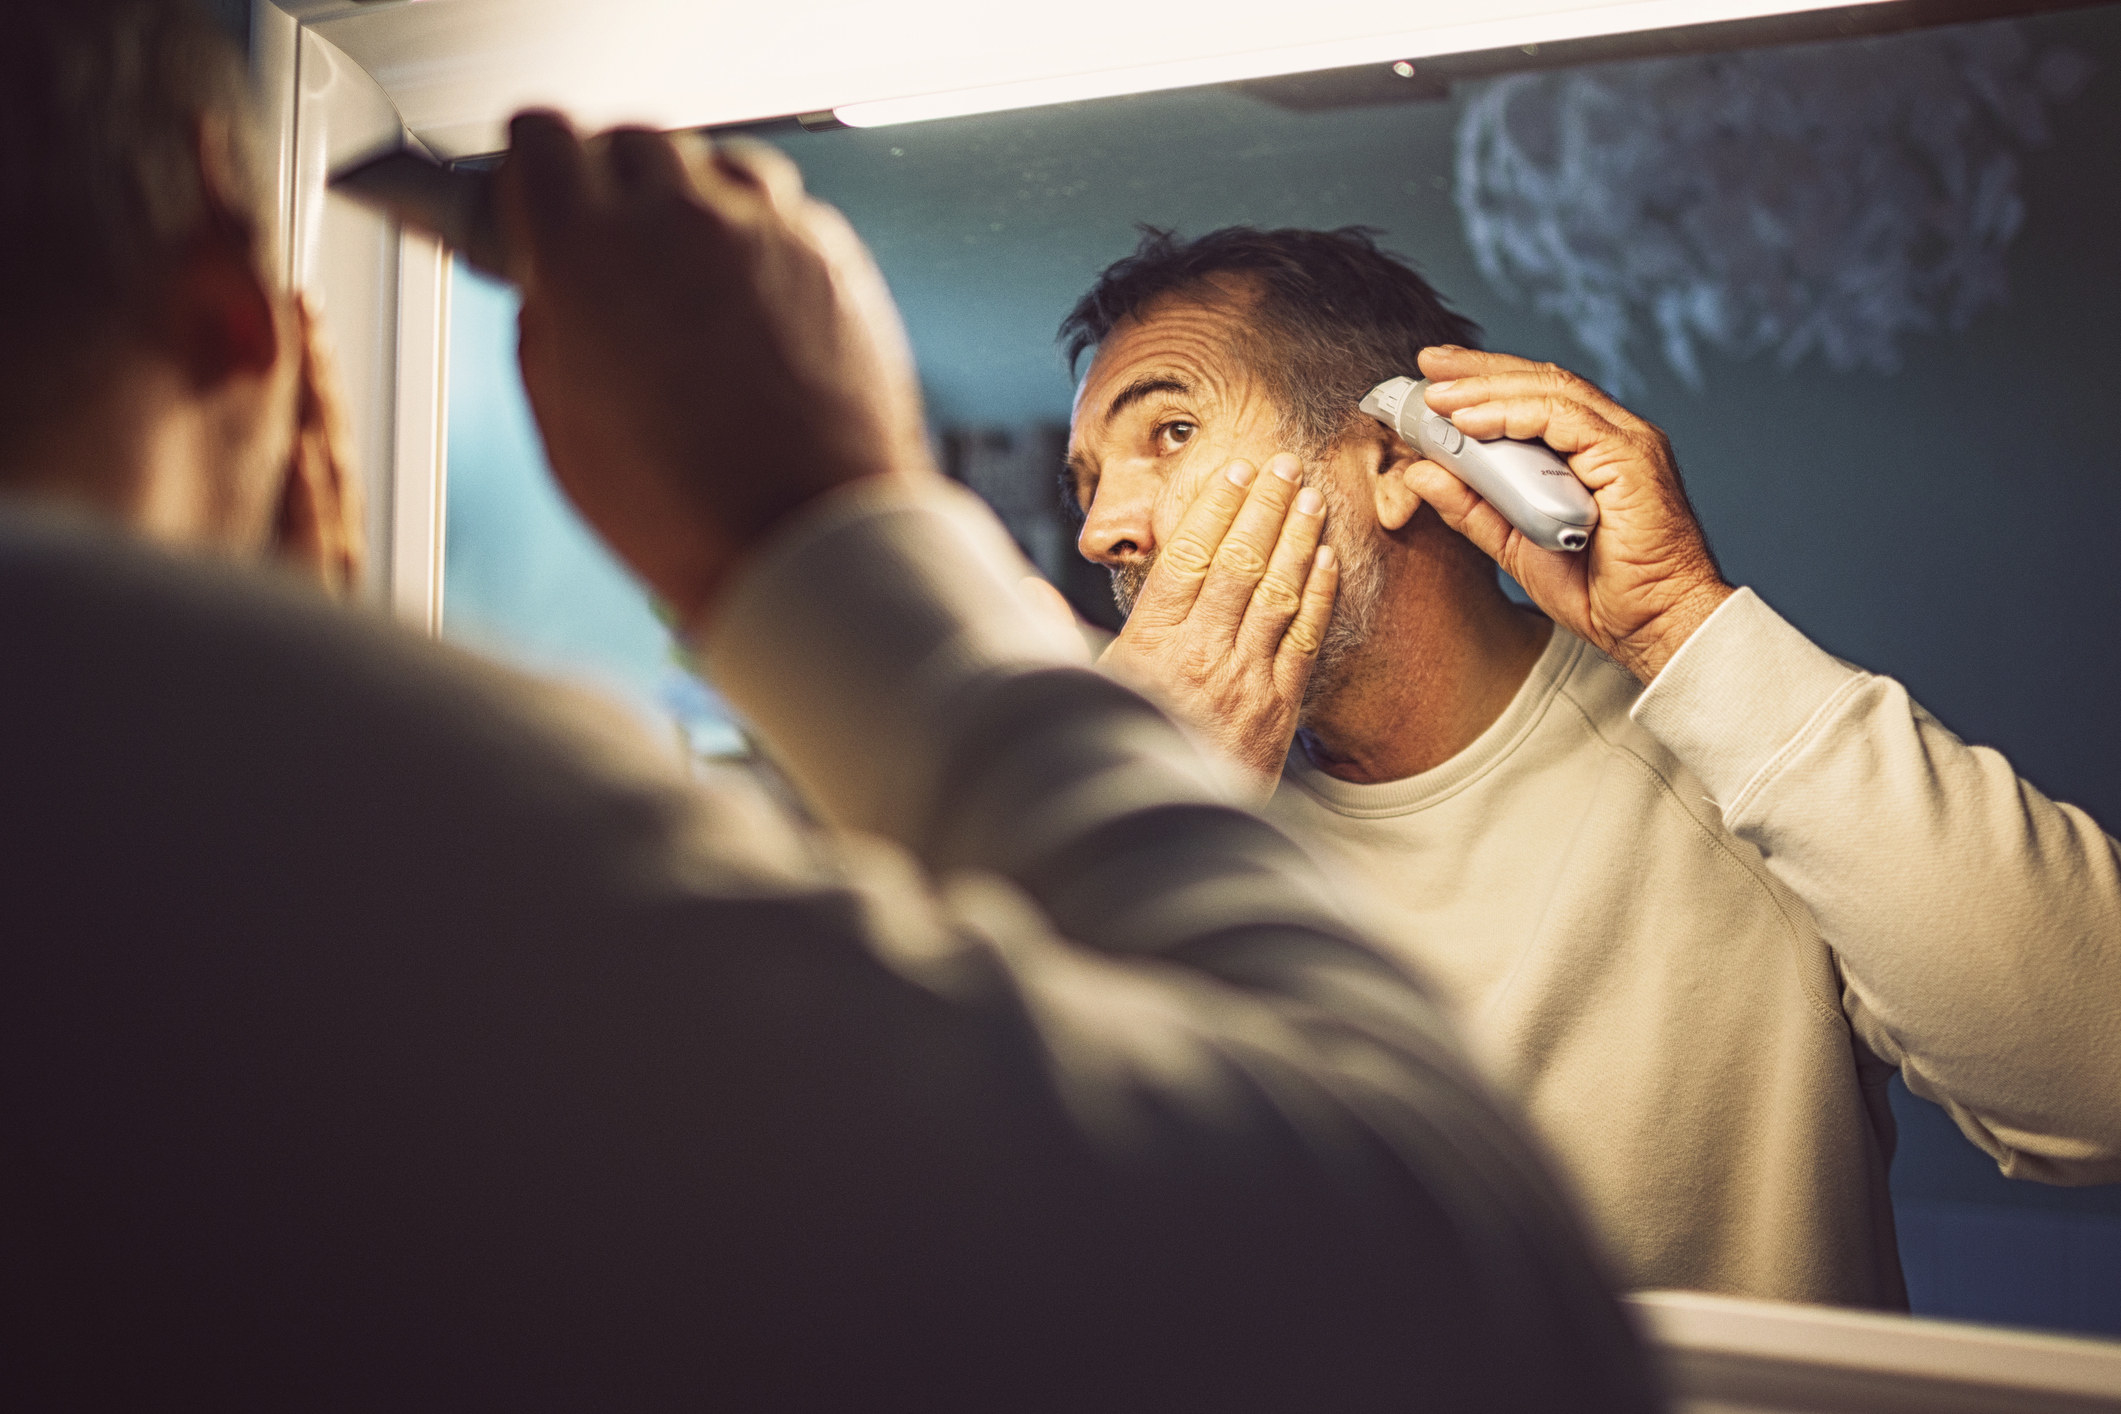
[1360,376,1597,553]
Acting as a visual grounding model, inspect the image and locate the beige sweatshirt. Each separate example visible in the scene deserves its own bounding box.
[1263,588,2121,1308]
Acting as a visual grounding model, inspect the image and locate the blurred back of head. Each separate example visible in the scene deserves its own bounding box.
[0,0,270,467]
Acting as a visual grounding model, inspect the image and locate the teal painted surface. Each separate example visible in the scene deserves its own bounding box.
[442,265,743,758]
[1897,1197,2121,1335]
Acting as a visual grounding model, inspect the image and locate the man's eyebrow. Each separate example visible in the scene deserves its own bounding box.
[1103,376,1191,427]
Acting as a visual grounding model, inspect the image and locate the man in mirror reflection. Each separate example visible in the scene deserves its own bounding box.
[1060,225,2121,1311]
[0,2,1664,1406]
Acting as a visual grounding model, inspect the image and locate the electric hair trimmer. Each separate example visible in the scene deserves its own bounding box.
[330,146,506,279]
[1360,376,1597,552]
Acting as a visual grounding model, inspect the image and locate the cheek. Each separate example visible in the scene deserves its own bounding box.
[1316,469,1385,551]
[1151,455,1218,543]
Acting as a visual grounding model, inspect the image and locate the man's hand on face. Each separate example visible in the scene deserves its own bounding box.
[1410,347,1733,684]
[1099,452,1338,791]
[496,112,933,629]
[271,296,365,599]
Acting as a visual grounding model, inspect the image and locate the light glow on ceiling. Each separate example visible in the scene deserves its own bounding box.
[832,0,1896,127]
[313,0,1901,157]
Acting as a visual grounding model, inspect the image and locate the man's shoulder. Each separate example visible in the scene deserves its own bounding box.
[1550,625,1830,945]
[1,506,569,763]
[1,505,473,694]
[1550,630,1645,732]
[0,506,812,891]
[1550,630,1704,796]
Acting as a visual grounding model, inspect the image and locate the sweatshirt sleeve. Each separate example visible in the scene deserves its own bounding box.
[697,473,1429,1023]
[1631,588,2121,1184]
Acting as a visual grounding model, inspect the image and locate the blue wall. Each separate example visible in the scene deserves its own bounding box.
[444,267,744,758]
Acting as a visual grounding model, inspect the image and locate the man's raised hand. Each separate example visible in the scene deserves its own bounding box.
[1099,452,1338,791]
[496,113,933,630]
[1411,347,1732,684]
[271,296,365,599]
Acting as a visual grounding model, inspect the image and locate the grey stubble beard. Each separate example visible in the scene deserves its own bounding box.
[1106,470,1386,718]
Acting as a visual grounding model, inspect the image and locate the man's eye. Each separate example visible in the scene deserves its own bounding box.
[1154,421,1197,455]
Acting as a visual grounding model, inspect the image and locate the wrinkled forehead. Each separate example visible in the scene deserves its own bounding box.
[1068,281,1264,435]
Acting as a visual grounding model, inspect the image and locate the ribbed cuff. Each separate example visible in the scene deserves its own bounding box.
[1628,587,1863,810]
[695,473,1087,836]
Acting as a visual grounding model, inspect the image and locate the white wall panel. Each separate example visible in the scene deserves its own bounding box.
[275,21,448,628]
[390,230,450,633]
[294,28,402,609]
[1633,1291,2121,1412]
[249,0,300,289]
[309,0,1900,157]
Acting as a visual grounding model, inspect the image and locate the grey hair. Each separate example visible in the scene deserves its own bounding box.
[1059,225,1482,459]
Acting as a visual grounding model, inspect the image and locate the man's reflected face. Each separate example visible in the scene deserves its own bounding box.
[1066,290,1283,614]
[1065,289,1387,694]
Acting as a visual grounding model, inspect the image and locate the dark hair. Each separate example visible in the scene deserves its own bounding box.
[0,0,266,444]
[1059,226,1481,455]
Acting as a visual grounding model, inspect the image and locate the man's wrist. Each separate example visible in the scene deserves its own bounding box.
[696,473,1088,833]
[1619,576,1736,685]
[678,465,934,638]
[1628,587,1863,811]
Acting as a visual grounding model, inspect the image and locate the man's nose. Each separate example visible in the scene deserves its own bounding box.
[1077,474,1156,568]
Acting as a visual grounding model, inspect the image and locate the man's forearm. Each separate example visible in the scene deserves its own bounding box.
[701,476,1437,1019]
[1633,588,2121,1181]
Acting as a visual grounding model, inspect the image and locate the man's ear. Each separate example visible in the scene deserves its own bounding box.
[164,240,280,390]
[1370,432,1426,532]
[162,116,281,391]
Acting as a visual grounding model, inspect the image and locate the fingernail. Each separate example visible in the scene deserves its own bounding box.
[1427,380,1457,394]
[1270,454,1302,482]
[1316,545,1336,569]
[1225,460,1258,487]
[1295,487,1324,515]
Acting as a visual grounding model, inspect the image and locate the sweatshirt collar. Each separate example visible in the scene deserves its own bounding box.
[1279,621,1585,817]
